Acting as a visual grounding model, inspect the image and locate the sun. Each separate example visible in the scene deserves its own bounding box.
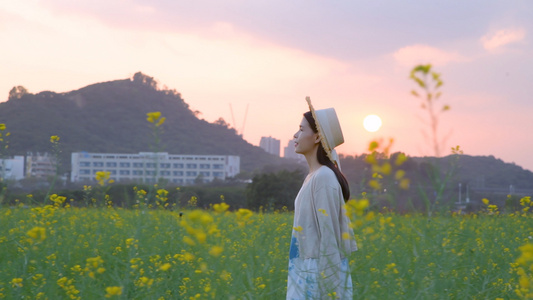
[363,114,382,132]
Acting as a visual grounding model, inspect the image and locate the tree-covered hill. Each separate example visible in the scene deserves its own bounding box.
[0,72,285,173]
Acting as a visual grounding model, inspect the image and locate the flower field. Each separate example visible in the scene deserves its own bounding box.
[1,197,532,299]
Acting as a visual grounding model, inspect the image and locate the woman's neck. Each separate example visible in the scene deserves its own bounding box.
[304,151,322,174]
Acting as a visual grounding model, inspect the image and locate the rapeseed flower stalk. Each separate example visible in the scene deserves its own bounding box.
[155,188,169,208]
[410,64,449,157]
[92,171,114,207]
[57,277,80,300]
[482,198,499,215]
[520,196,532,215]
[363,139,410,211]
[0,123,10,206]
[145,112,167,204]
[188,196,198,208]
[133,186,148,208]
[365,139,410,191]
[96,171,113,186]
[0,123,9,155]
[84,256,106,278]
[49,193,67,207]
[44,135,62,201]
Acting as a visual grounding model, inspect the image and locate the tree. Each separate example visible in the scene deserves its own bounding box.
[8,86,29,100]
[214,118,230,128]
[132,72,158,90]
[246,170,304,210]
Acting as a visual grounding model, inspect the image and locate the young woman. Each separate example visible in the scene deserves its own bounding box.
[287,98,357,299]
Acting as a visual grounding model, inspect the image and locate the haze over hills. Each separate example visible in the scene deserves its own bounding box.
[0,72,286,173]
[1,72,532,197]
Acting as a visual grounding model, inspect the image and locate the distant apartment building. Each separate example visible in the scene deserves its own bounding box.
[259,136,280,157]
[283,140,305,163]
[0,156,25,180]
[26,152,56,178]
[71,152,240,185]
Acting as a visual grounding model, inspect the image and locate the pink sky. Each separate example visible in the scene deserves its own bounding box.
[1,1,532,171]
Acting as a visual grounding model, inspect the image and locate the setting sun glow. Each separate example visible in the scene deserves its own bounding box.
[363,115,382,132]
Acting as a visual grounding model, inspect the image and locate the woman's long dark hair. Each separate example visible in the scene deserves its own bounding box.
[304,111,350,201]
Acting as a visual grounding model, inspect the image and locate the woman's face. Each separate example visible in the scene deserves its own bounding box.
[293,117,319,155]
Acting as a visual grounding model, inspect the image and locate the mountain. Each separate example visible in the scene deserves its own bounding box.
[0,72,286,173]
[340,152,533,211]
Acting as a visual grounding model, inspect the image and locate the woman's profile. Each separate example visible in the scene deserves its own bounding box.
[287,97,357,299]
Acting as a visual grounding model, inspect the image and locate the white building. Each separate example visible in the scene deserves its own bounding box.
[259,136,280,157]
[0,156,25,181]
[26,152,56,178]
[71,152,240,185]
[283,141,305,163]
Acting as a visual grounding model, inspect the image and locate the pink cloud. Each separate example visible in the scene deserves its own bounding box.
[481,28,526,52]
[392,44,468,67]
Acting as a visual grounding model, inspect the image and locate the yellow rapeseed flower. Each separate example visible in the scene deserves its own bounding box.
[399,178,410,190]
[209,246,224,257]
[105,286,122,297]
[395,170,405,180]
[146,112,165,127]
[146,112,161,123]
[183,236,196,246]
[159,263,172,271]
[395,153,408,166]
[519,276,530,290]
[318,208,328,216]
[236,208,253,219]
[136,276,154,287]
[213,202,230,213]
[369,180,381,190]
[380,162,392,175]
[50,135,60,143]
[0,123,5,131]
[194,230,207,244]
[11,278,23,288]
[27,226,46,242]
[517,243,533,266]
[95,171,112,186]
[368,141,379,151]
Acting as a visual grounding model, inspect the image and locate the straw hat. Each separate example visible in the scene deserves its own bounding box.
[306,97,344,169]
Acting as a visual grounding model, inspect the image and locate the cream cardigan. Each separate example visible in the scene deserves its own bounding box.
[292,166,357,272]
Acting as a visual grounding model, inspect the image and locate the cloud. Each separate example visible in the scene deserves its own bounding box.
[481,28,526,52]
[392,44,467,67]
